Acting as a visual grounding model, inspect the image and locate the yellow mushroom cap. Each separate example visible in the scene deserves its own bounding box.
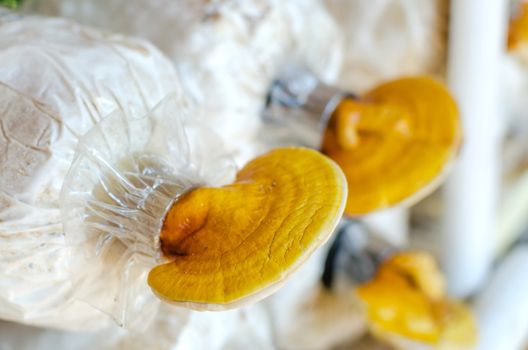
[508,1,528,51]
[356,252,476,348]
[148,147,347,310]
[322,77,461,216]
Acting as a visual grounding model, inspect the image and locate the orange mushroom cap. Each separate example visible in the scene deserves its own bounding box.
[508,1,528,51]
[322,77,461,216]
[356,252,476,349]
[148,147,347,310]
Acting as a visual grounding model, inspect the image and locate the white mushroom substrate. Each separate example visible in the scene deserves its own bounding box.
[24,0,345,164]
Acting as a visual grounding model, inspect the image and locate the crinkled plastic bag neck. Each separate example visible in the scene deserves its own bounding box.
[61,94,236,329]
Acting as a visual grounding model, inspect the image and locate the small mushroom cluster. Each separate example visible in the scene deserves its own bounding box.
[140,72,470,346]
[316,78,472,348]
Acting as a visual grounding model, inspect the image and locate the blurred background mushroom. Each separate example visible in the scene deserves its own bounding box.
[356,251,476,349]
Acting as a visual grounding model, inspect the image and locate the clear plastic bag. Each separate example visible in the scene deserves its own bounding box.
[61,94,236,329]
[0,12,186,330]
[23,0,344,163]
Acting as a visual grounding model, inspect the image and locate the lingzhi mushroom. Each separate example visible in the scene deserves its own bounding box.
[149,147,348,309]
[508,0,528,53]
[266,72,462,217]
[322,77,461,216]
[357,252,477,349]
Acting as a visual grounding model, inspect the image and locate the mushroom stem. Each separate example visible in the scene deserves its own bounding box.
[328,98,411,151]
[264,68,410,151]
[321,219,395,289]
[160,188,211,258]
[264,67,349,137]
[160,181,266,259]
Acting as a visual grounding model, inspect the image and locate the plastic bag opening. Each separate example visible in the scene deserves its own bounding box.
[60,94,237,329]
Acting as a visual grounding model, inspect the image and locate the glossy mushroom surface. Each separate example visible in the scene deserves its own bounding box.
[322,77,461,216]
[148,147,347,310]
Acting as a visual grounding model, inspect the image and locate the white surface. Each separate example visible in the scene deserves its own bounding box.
[474,246,528,350]
[443,0,508,297]
[498,53,528,255]
[363,208,409,248]
[0,303,274,350]
[267,248,367,350]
